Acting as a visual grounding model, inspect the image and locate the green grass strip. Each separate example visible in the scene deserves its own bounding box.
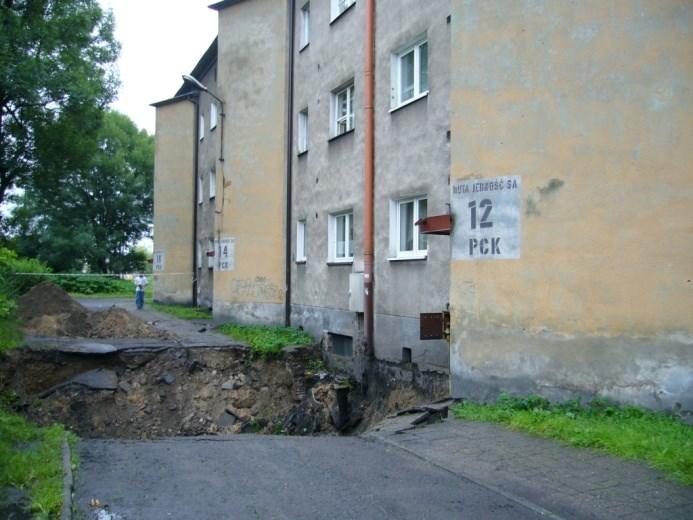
[0,317,23,354]
[150,302,212,320]
[452,395,693,485]
[216,323,313,358]
[0,406,76,518]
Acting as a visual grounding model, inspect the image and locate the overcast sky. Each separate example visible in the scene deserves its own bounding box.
[99,0,218,135]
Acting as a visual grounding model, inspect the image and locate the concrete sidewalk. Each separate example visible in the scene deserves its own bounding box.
[367,417,693,519]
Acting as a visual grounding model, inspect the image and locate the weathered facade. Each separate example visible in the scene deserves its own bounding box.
[152,0,692,414]
[449,0,693,414]
[289,0,451,374]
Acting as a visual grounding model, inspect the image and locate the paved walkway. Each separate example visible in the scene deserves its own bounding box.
[367,417,693,519]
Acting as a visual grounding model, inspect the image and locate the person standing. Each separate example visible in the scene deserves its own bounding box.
[134,272,148,310]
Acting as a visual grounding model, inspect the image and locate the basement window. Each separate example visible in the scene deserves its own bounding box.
[330,333,353,357]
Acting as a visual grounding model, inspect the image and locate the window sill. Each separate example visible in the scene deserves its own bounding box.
[299,42,309,53]
[210,126,217,132]
[209,196,216,200]
[297,149,308,157]
[328,128,354,143]
[329,3,355,25]
[327,260,353,266]
[295,259,307,265]
[389,91,429,114]
[387,254,428,262]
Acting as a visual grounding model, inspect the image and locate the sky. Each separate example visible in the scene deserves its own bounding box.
[99,0,218,135]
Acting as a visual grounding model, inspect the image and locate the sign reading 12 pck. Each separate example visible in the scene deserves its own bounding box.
[451,175,521,261]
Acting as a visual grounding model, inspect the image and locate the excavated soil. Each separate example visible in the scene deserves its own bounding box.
[18,282,171,340]
[4,283,449,439]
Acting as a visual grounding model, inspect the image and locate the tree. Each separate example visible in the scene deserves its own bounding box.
[0,0,119,214]
[10,111,154,272]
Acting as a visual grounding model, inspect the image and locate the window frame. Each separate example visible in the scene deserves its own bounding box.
[390,37,429,111]
[330,0,355,22]
[389,195,428,260]
[297,108,308,154]
[197,176,203,205]
[331,82,354,138]
[209,169,216,199]
[328,211,354,263]
[199,114,205,141]
[296,219,307,263]
[210,103,218,131]
[300,3,310,49]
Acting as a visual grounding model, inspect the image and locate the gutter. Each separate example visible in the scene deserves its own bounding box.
[363,0,375,357]
[284,0,296,327]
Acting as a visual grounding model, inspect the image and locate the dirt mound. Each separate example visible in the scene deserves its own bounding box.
[88,307,170,340]
[18,282,171,340]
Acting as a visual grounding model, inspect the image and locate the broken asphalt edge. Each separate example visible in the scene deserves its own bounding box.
[372,433,566,520]
[61,437,73,520]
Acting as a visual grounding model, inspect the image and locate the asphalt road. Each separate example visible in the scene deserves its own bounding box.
[75,435,544,520]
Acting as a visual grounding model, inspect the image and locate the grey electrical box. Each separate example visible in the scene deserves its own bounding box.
[348,273,364,312]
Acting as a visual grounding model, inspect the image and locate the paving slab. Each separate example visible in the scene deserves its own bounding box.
[367,418,693,519]
[75,436,545,520]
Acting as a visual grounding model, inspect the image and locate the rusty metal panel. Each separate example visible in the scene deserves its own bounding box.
[415,214,453,235]
[420,312,444,340]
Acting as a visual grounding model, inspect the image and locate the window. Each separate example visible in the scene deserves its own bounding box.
[210,103,218,130]
[331,82,354,137]
[329,333,353,357]
[330,0,355,21]
[196,242,202,269]
[209,169,216,199]
[199,114,205,140]
[300,3,310,49]
[207,239,214,269]
[391,38,428,109]
[390,196,427,259]
[297,108,308,153]
[296,219,307,262]
[328,211,353,263]
[197,176,203,204]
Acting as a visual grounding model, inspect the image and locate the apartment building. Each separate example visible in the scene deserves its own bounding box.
[289,0,451,374]
[153,0,692,414]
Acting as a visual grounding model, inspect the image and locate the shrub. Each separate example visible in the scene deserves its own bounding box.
[0,247,51,299]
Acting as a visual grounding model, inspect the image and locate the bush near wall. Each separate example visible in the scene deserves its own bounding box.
[0,247,51,299]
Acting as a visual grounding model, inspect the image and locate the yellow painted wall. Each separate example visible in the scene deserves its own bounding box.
[450,0,693,411]
[213,0,288,324]
[152,100,195,304]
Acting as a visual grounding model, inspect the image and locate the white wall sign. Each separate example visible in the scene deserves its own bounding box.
[451,175,521,260]
[216,237,235,271]
[153,250,165,271]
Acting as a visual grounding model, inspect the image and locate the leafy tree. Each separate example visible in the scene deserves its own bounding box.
[10,111,154,272]
[0,0,119,214]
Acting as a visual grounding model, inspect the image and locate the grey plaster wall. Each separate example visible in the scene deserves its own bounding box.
[195,62,219,309]
[290,0,452,373]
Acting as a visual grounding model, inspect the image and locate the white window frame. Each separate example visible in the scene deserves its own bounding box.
[199,114,205,140]
[210,103,218,130]
[209,169,216,199]
[328,211,353,263]
[389,196,428,260]
[331,82,354,138]
[300,3,310,49]
[297,108,308,153]
[390,37,429,110]
[296,219,307,262]
[197,176,203,204]
[330,0,355,21]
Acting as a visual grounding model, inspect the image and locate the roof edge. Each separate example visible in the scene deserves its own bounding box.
[209,0,250,12]
[150,92,199,108]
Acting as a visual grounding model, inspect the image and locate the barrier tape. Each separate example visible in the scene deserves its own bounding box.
[6,272,194,277]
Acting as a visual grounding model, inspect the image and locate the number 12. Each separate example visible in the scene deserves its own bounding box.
[468,199,493,229]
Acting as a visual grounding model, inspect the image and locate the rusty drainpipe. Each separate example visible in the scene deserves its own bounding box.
[363,0,375,358]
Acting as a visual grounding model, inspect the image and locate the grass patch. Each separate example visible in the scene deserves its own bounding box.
[150,302,212,320]
[0,405,76,518]
[452,394,693,485]
[0,316,23,353]
[216,323,313,358]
